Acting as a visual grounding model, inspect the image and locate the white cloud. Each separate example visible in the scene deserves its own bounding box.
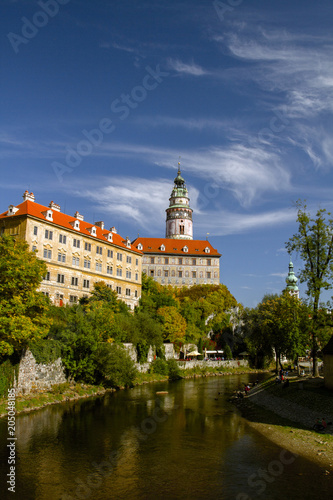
[167,58,209,76]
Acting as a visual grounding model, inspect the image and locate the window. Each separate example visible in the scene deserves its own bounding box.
[135,290,138,298]
[192,271,197,278]
[135,273,139,281]
[126,256,132,264]
[45,229,53,240]
[178,258,183,265]
[192,259,196,265]
[106,284,112,289]
[73,238,80,248]
[83,279,90,288]
[207,259,211,266]
[71,277,78,286]
[207,272,211,279]
[70,295,78,303]
[57,274,65,283]
[42,291,49,298]
[84,259,91,269]
[43,272,50,281]
[126,288,131,296]
[150,270,154,276]
[96,245,102,255]
[108,249,113,258]
[150,257,155,264]
[34,226,38,236]
[164,270,169,277]
[43,249,52,259]
[164,257,169,264]
[126,271,132,279]
[178,271,182,278]
[58,253,66,263]
[117,268,122,277]
[72,256,80,266]
[107,265,113,275]
[85,242,91,251]
[116,286,121,294]
[95,262,102,272]
[179,225,184,234]
[117,253,122,261]
[59,234,67,244]
[32,245,37,252]
[136,258,138,266]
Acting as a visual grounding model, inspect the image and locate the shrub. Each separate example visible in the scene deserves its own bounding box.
[149,358,169,376]
[0,355,20,398]
[94,343,137,388]
[167,359,182,380]
[29,339,62,364]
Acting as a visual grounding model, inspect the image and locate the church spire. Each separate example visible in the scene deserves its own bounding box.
[286,259,299,298]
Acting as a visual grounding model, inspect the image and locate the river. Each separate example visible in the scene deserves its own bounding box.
[1,373,332,499]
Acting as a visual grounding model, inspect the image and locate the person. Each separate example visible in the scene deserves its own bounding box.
[244,384,250,395]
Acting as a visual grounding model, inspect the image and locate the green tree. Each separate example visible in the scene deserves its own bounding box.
[0,235,50,356]
[286,201,333,375]
[94,343,137,388]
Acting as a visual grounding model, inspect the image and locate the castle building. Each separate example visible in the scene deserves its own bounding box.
[285,260,299,298]
[0,191,142,309]
[132,167,221,287]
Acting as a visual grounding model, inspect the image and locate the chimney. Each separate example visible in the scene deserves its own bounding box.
[22,191,35,202]
[110,226,117,233]
[74,211,84,221]
[49,201,61,212]
[95,221,104,230]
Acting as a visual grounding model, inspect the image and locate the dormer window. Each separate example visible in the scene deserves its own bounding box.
[204,247,210,253]
[70,220,80,230]
[42,209,53,221]
[88,226,97,236]
[137,243,143,251]
[160,244,165,252]
[107,233,113,243]
[126,237,131,248]
[182,246,188,253]
[7,205,19,216]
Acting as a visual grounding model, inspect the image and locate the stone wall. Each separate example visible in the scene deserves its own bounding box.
[176,359,249,370]
[15,349,66,395]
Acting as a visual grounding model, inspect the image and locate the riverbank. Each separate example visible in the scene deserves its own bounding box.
[0,366,267,418]
[233,375,333,470]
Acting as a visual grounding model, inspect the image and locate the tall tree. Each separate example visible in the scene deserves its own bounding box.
[0,235,50,356]
[286,200,333,376]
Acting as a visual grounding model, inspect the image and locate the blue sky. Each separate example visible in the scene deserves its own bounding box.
[1,0,333,307]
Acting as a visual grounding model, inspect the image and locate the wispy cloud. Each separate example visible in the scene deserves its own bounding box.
[167,58,209,76]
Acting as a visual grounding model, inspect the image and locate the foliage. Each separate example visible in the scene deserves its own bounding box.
[94,343,137,388]
[149,358,169,376]
[29,339,62,364]
[88,281,129,314]
[286,201,333,375]
[157,306,187,344]
[0,355,20,397]
[167,359,182,380]
[0,235,51,356]
[224,344,233,360]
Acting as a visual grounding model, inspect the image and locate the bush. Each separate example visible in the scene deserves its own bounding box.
[149,358,169,376]
[29,339,62,364]
[167,359,182,380]
[94,343,137,388]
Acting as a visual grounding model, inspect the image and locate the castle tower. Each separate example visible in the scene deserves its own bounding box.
[165,165,193,239]
[286,260,299,298]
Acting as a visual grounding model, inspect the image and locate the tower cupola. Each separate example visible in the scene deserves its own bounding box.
[165,164,193,240]
[286,260,299,298]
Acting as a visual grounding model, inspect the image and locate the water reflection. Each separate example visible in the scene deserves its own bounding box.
[0,373,333,499]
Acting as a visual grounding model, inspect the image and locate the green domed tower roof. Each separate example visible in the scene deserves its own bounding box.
[286,260,299,297]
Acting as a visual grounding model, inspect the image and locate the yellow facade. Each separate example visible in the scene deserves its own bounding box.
[0,194,142,309]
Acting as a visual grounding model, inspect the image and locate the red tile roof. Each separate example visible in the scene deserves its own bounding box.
[132,237,221,256]
[0,199,142,254]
